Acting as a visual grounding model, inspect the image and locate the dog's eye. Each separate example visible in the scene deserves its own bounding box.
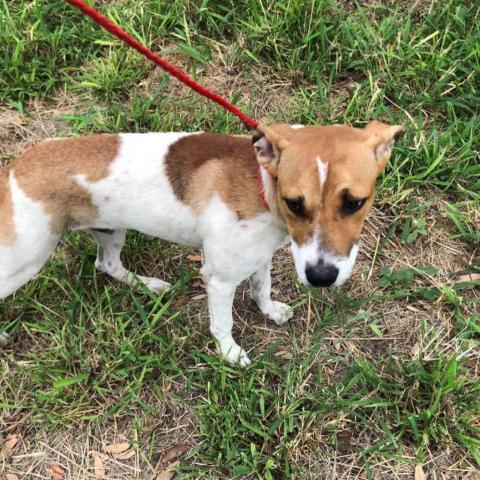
[284,197,305,217]
[342,196,367,215]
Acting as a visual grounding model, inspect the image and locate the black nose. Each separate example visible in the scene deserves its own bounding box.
[305,263,339,287]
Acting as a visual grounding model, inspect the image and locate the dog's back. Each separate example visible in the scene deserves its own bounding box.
[11,136,120,234]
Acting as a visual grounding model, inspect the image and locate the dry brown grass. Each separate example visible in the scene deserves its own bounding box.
[0,96,84,165]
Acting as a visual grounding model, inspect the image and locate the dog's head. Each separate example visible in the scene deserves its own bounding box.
[253,121,403,287]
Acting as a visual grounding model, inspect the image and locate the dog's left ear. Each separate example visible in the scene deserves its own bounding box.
[365,121,404,174]
[252,125,290,177]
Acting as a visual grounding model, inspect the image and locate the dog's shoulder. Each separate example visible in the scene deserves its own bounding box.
[164,132,264,219]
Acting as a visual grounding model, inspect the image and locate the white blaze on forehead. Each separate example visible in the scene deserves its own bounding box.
[316,156,328,190]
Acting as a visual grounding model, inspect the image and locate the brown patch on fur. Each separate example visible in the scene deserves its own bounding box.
[0,167,16,245]
[165,133,265,218]
[12,135,119,234]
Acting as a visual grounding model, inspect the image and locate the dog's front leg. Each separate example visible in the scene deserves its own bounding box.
[250,259,293,325]
[206,276,251,367]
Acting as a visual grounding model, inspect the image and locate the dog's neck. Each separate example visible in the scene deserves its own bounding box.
[258,166,286,229]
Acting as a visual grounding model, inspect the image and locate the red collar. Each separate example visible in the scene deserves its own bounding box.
[256,166,269,210]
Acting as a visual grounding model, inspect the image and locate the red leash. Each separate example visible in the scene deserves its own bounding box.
[66,0,269,209]
[66,0,259,131]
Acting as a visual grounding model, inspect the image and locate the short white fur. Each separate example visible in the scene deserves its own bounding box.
[316,155,328,190]
[0,172,59,298]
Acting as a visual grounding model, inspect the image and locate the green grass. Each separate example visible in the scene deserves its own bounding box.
[1,0,479,478]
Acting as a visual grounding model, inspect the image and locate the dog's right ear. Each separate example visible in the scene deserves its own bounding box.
[365,121,404,175]
[252,125,290,177]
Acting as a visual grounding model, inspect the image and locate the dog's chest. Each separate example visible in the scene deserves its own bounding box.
[199,195,289,280]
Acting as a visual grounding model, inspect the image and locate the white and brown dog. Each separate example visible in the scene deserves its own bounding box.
[0,121,403,365]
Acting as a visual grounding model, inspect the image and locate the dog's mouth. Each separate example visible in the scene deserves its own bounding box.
[291,241,359,288]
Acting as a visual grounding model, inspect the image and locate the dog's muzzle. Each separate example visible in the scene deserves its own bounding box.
[292,239,359,288]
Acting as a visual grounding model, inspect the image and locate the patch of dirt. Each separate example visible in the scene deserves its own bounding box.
[138,44,305,125]
[0,96,83,166]
[1,388,197,479]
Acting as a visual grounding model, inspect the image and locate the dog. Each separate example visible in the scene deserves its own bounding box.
[0,121,403,365]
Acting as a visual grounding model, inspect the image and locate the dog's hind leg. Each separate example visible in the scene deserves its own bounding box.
[0,230,61,299]
[1,229,60,342]
[91,228,171,293]
[249,258,293,325]
[0,177,61,299]
[1,266,46,298]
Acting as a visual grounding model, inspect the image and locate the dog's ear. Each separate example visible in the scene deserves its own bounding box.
[252,125,290,177]
[365,120,404,174]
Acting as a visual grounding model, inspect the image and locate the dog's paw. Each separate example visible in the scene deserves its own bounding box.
[262,301,294,325]
[139,276,171,294]
[219,342,251,367]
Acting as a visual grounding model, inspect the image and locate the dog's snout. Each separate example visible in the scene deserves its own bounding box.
[305,262,339,287]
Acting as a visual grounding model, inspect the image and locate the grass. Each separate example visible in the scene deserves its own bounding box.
[0,0,479,478]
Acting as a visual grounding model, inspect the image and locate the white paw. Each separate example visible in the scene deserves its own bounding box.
[219,342,251,367]
[138,276,171,294]
[262,301,293,325]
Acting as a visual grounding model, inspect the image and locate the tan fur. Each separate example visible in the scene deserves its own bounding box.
[0,167,16,245]
[165,133,265,219]
[12,135,119,234]
[258,122,402,256]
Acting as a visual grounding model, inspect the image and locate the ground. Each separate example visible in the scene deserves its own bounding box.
[0,1,479,479]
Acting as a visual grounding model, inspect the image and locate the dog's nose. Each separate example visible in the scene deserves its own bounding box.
[305,263,339,287]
